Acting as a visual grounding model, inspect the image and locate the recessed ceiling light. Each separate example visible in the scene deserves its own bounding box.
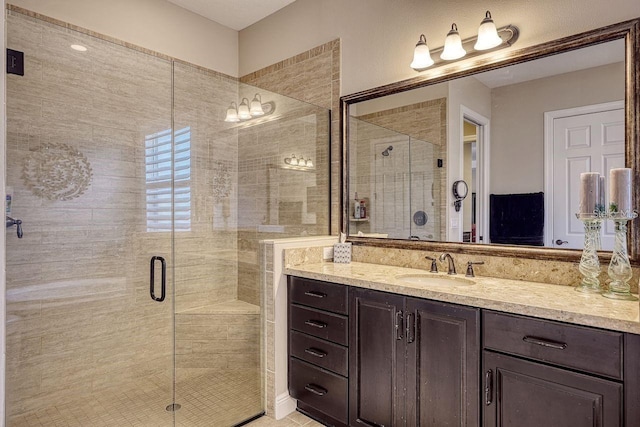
[70,44,87,52]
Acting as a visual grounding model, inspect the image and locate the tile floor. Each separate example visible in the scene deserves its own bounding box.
[8,368,263,427]
[246,411,322,427]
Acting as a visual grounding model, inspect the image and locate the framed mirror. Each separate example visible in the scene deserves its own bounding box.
[341,19,639,262]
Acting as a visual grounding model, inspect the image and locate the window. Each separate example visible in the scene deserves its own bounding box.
[145,127,191,231]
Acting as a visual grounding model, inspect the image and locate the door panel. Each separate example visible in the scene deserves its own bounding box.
[5,10,174,425]
[483,351,622,427]
[349,288,405,426]
[551,106,624,249]
[406,298,480,427]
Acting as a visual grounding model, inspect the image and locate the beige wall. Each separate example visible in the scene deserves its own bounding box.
[8,0,239,76]
[490,62,625,194]
[239,0,640,95]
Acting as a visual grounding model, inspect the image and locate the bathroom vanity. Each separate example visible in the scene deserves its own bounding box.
[286,261,640,427]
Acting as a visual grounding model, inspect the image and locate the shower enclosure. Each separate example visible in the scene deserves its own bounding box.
[5,8,329,426]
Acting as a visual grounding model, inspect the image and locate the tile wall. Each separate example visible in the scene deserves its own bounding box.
[236,41,339,306]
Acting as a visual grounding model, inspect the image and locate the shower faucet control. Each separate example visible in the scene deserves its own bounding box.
[6,216,23,239]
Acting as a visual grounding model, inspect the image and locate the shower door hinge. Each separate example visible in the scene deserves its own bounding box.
[7,49,24,76]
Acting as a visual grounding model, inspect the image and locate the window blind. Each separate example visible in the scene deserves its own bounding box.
[145,127,191,231]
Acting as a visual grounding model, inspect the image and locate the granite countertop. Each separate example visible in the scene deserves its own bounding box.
[284,261,640,334]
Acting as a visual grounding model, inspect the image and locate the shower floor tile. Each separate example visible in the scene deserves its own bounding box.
[8,369,262,427]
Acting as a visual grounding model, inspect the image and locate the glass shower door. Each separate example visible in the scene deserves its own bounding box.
[5,10,175,426]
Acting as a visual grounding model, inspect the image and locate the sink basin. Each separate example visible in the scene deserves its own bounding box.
[395,274,475,286]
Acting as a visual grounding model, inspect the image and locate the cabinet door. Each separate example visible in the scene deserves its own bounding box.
[349,288,405,426]
[483,351,622,427]
[405,298,480,427]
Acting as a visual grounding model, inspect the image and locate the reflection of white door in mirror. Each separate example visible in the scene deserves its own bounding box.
[460,108,490,244]
[545,101,624,250]
[371,138,411,239]
[463,122,477,242]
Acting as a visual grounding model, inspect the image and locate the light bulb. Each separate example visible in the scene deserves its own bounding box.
[474,11,503,50]
[238,98,251,120]
[441,23,466,60]
[306,159,313,168]
[224,102,239,122]
[290,155,298,166]
[250,93,265,116]
[410,34,434,71]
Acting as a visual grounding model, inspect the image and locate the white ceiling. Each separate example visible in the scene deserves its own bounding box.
[166,0,297,31]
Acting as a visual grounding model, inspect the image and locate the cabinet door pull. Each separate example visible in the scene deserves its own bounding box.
[523,335,567,350]
[395,311,404,340]
[305,320,328,329]
[304,347,327,358]
[304,383,328,396]
[485,370,493,405]
[406,313,415,343]
[304,291,327,298]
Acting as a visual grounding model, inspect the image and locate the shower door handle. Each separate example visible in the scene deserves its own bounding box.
[150,256,166,302]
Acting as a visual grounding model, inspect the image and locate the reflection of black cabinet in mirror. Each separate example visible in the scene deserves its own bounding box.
[341,18,640,263]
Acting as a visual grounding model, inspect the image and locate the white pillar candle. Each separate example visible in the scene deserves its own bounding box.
[579,172,600,214]
[599,175,606,212]
[609,168,633,214]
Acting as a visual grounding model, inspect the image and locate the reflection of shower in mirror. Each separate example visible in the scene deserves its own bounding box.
[381,145,393,156]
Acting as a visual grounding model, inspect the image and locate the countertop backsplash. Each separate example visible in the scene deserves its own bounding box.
[285,244,640,293]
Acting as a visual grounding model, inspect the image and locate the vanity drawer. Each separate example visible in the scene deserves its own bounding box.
[483,311,623,379]
[290,330,348,377]
[289,357,348,424]
[289,276,348,315]
[290,304,348,346]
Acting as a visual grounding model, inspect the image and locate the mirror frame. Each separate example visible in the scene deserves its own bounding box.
[341,18,640,263]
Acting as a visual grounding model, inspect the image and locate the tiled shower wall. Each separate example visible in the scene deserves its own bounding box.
[351,99,447,240]
[237,40,339,306]
[5,10,177,416]
[5,7,335,423]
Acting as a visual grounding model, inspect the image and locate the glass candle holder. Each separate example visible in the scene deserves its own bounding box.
[602,211,638,301]
[575,213,604,293]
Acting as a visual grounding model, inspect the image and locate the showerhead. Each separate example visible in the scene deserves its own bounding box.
[381,145,393,156]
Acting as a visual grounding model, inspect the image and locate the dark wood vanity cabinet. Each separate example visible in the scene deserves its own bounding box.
[288,276,640,427]
[483,311,624,427]
[288,276,350,426]
[349,287,480,426]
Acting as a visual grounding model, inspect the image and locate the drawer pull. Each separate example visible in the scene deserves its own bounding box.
[304,291,327,298]
[304,383,328,396]
[523,336,568,350]
[485,370,493,405]
[304,347,327,358]
[305,320,328,329]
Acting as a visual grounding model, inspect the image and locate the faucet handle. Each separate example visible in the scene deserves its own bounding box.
[425,256,438,273]
[466,261,485,278]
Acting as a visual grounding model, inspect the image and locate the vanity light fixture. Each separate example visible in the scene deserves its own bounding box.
[410,11,518,72]
[224,102,240,122]
[224,94,276,123]
[410,34,435,71]
[284,155,314,169]
[440,24,466,60]
[474,11,503,50]
[237,98,251,120]
[249,93,265,116]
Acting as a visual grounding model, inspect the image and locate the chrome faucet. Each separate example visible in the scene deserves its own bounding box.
[439,253,456,275]
[425,256,438,273]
